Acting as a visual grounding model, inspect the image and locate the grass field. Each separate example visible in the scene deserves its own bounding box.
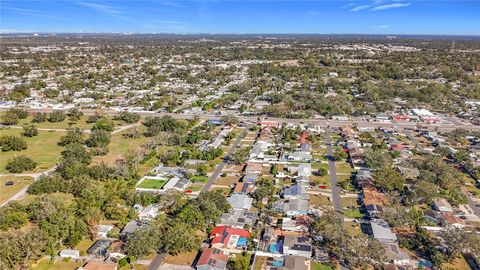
[15,114,94,130]
[216,176,240,186]
[253,256,267,270]
[191,175,209,183]
[344,221,362,236]
[309,194,331,206]
[344,208,363,219]
[310,175,330,186]
[312,162,329,170]
[137,179,166,189]
[74,239,94,255]
[311,262,335,270]
[341,197,358,207]
[211,186,231,197]
[335,162,354,174]
[186,185,204,192]
[92,128,149,165]
[32,259,83,270]
[0,176,34,205]
[164,250,198,266]
[0,128,64,173]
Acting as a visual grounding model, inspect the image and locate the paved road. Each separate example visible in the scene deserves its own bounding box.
[148,253,167,270]
[0,165,57,207]
[2,107,478,132]
[325,127,344,222]
[201,127,247,193]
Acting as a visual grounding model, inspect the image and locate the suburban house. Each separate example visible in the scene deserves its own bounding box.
[138,204,160,221]
[87,240,111,257]
[283,184,308,200]
[283,235,312,258]
[432,198,453,213]
[227,194,253,210]
[121,220,145,239]
[245,162,263,174]
[288,151,312,162]
[97,224,114,238]
[210,226,250,250]
[370,219,397,244]
[59,249,80,259]
[274,198,309,217]
[281,217,310,232]
[218,209,256,229]
[278,255,309,270]
[196,248,229,270]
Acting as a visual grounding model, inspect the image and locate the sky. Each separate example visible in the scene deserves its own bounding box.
[1,0,479,35]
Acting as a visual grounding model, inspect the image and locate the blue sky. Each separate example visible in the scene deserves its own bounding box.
[1,0,479,35]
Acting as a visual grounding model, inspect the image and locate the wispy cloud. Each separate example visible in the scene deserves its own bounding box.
[370,24,391,29]
[76,2,124,15]
[372,3,410,11]
[350,5,372,12]
[2,6,71,20]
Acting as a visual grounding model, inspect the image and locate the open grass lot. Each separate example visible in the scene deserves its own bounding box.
[344,221,362,236]
[344,208,363,218]
[92,128,150,165]
[164,250,198,266]
[211,186,231,197]
[216,175,239,186]
[15,114,94,130]
[191,175,209,183]
[0,128,64,173]
[311,162,329,170]
[310,194,331,206]
[441,256,471,270]
[186,184,204,192]
[74,239,94,255]
[0,176,34,205]
[32,259,83,270]
[310,175,330,186]
[341,197,358,207]
[253,256,267,270]
[335,162,354,174]
[311,262,335,270]
[137,179,166,189]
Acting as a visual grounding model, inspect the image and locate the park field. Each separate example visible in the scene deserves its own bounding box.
[0,176,34,205]
[92,127,150,165]
[0,128,64,173]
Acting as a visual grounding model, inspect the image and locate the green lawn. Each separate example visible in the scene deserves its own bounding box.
[0,128,64,173]
[310,175,330,186]
[309,194,331,206]
[344,208,363,219]
[137,179,167,189]
[311,262,335,270]
[32,259,83,270]
[15,114,94,130]
[74,239,94,255]
[186,185,204,192]
[335,163,353,174]
[0,176,34,205]
[312,162,329,170]
[344,221,362,236]
[92,127,149,165]
[191,175,209,183]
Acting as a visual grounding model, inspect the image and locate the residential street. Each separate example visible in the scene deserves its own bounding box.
[325,127,344,222]
[201,127,247,193]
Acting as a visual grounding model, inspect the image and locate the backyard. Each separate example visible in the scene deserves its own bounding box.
[137,178,167,189]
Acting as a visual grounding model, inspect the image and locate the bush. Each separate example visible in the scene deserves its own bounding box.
[114,111,140,123]
[118,258,128,268]
[316,168,328,176]
[32,112,47,123]
[0,135,27,151]
[22,124,38,137]
[6,156,36,173]
[47,111,66,123]
[1,108,27,125]
[92,118,115,132]
[86,129,111,148]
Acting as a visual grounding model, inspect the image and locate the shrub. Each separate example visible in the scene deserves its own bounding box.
[22,124,38,137]
[32,112,47,123]
[0,135,27,151]
[47,110,66,123]
[5,156,36,173]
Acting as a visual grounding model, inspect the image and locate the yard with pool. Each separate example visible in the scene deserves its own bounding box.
[137,178,167,189]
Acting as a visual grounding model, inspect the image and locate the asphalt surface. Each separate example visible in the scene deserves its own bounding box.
[325,127,344,222]
[200,127,247,193]
[148,253,167,270]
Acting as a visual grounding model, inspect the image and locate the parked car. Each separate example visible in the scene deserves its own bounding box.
[5,181,14,186]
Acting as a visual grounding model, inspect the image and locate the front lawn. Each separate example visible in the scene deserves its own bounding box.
[309,194,331,206]
[311,262,335,270]
[32,259,82,270]
[191,175,209,183]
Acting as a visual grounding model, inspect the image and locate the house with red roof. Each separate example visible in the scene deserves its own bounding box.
[210,225,250,250]
[196,248,229,270]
